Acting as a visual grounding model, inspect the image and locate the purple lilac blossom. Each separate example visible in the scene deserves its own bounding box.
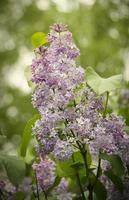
[31,24,84,89]
[107,176,129,200]
[21,177,32,194]
[53,140,73,160]
[31,23,84,160]
[31,23,129,199]
[56,178,68,194]
[7,186,16,200]
[32,119,58,156]
[32,159,56,192]
[31,24,127,158]
[90,113,126,155]
[56,178,75,200]
[118,135,129,167]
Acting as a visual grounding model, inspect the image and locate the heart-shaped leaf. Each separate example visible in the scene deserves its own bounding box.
[86,67,122,95]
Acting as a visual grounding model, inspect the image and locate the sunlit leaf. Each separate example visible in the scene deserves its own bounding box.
[31,32,47,48]
[86,66,122,95]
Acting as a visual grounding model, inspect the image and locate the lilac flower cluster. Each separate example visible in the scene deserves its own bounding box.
[53,139,73,160]
[31,24,84,161]
[107,176,129,200]
[0,178,32,200]
[91,114,125,154]
[31,23,129,198]
[0,179,16,200]
[65,89,126,156]
[33,119,57,157]
[55,178,74,200]
[32,159,56,192]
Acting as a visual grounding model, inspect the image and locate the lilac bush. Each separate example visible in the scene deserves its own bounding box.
[1,23,129,200]
[29,23,129,200]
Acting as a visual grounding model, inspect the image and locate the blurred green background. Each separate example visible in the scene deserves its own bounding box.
[0,0,129,152]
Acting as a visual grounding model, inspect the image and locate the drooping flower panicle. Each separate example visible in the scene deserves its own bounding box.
[32,159,56,192]
[31,23,85,160]
[31,23,129,199]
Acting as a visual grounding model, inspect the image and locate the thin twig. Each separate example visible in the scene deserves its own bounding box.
[43,190,48,200]
[35,171,40,200]
[103,91,109,118]
[72,154,86,200]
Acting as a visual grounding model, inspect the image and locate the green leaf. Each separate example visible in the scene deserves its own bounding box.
[67,100,75,108]
[89,172,96,185]
[86,66,122,95]
[94,180,107,200]
[15,191,25,200]
[70,161,84,170]
[48,198,57,200]
[56,152,87,179]
[68,177,82,194]
[31,32,47,48]
[20,114,40,157]
[24,146,35,164]
[100,153,125,177]
[24,66,36,90]
[56,159,75,177]
[73,149,92,168]
[87,148,92,167]
[0,155,26,186]
[56,152,83,177]
[104,169,124,193]
[73,151,83,162]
